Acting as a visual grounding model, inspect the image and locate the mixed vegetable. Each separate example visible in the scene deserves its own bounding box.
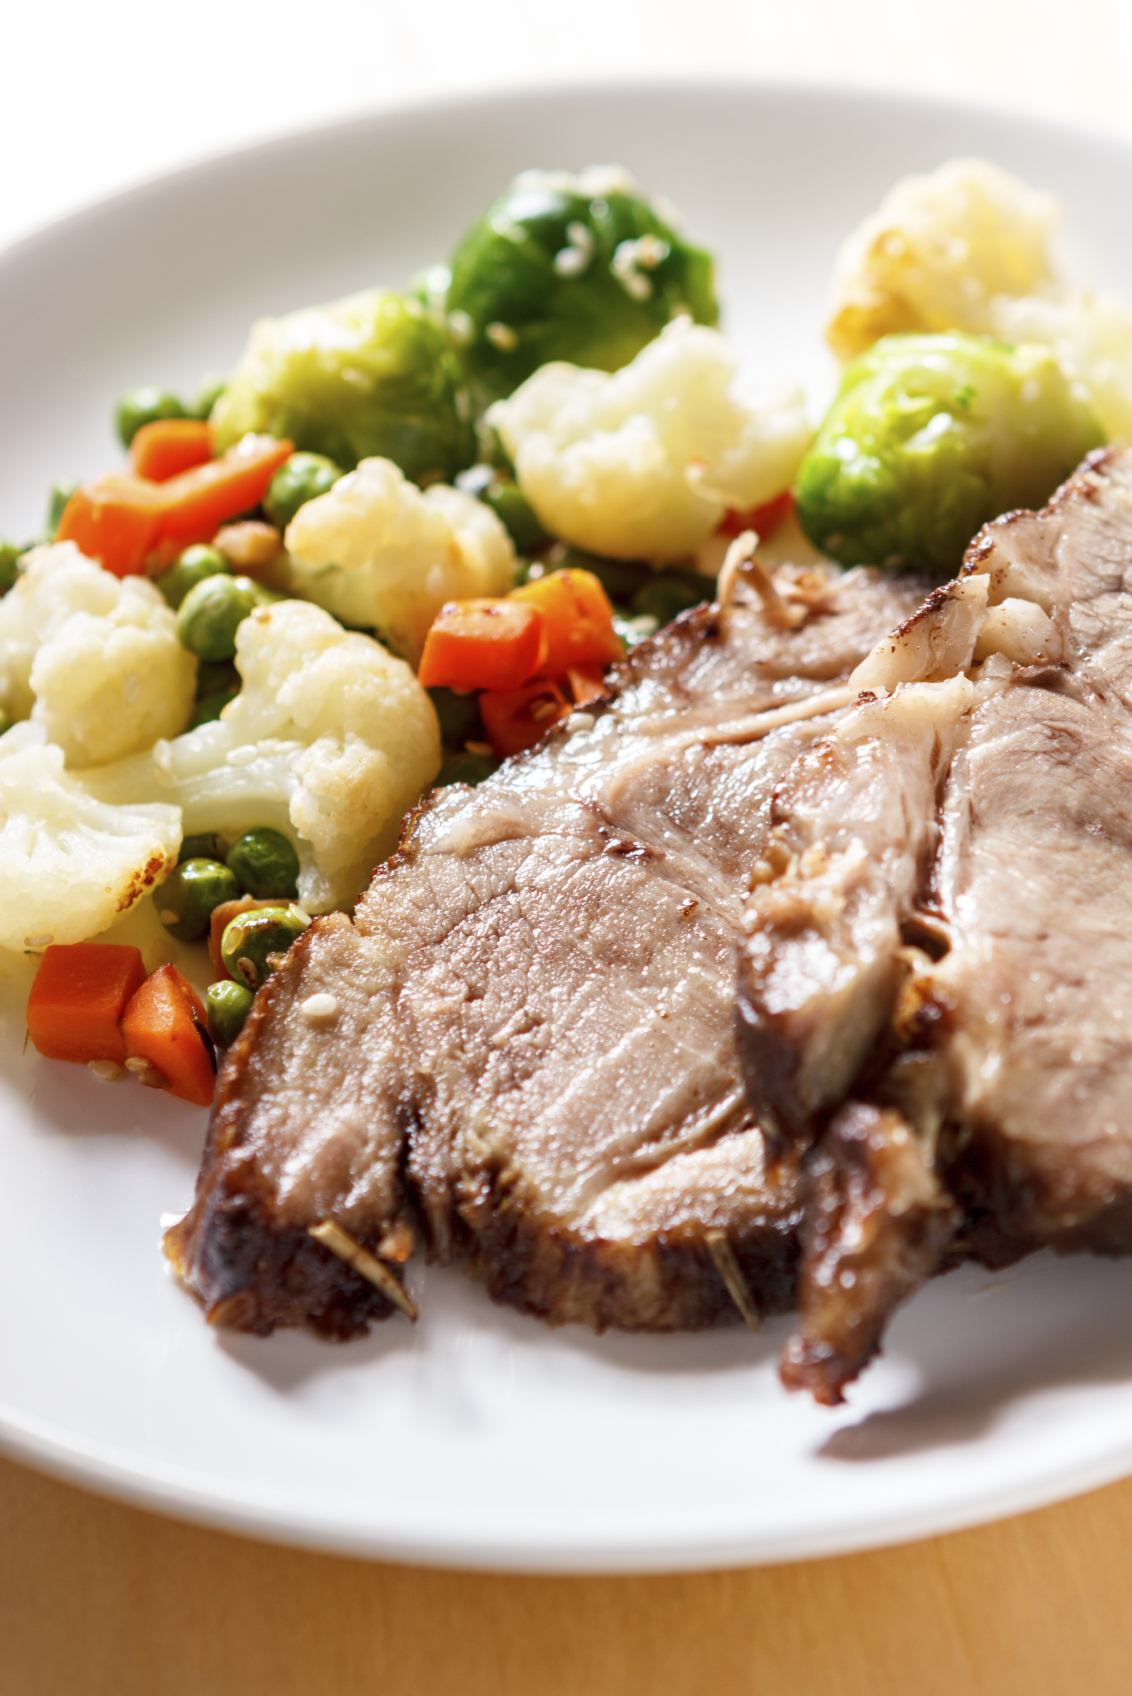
[5,157,1129,1104]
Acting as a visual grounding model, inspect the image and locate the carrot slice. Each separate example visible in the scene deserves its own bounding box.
[717,489,794,540]
[566,664,610,707]
[129,418,214,482]
[155,434,293,549]
[56,434,293,577]
[26,943,147,1064]
[121,964,215,1107]
[55,476,166,578]
[509,569,622,680]
[418,598,546,693]
[480,677,570,757]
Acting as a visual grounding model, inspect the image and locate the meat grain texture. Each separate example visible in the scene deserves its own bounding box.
[167,566,924,1338]
[739,446,1132,1403]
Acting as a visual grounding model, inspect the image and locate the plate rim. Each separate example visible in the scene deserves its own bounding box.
[4,73,1132,1573]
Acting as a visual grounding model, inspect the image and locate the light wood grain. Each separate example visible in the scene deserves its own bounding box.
[3,1451,1132,1696]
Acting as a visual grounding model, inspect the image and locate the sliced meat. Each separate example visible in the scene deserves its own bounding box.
[167,565,926,1338]
[737,447,1132,1401]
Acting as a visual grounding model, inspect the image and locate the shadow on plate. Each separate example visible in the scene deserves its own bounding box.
[819,1252,1132,1463]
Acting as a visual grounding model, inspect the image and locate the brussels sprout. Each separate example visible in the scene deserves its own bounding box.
[227,827,300,900]
[115,386,186,448]
[211,288,477,485]
[445,168,719,400]
[155,543,230,610]
[264,452,344,530]
[631,567,710,624]
[479,476,550,553]
[189,374,227,421]
[206,979,254,1048]
[796,332,1106,576]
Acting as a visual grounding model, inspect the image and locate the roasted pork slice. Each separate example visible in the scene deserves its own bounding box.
[738,447,1132,1402]
[167,564,926,1339]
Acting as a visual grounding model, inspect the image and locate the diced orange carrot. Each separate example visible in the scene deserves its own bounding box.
[26,943,147,1064]
[55,434,293,578]
[121,964,215,1108]
[155,434,292,549]
[480,678,570,758]
[509,569,622,680]
[55,476,167,578]
[129,418,214,482]
[418,598,547,693]
[566,664,610,708]
[717,489,794,540]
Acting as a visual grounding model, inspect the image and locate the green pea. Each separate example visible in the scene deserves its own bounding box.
[227,827,300,899]
[631,567,709,625]
[189,374,227,421]
[45,480,79,543]
[206,979,254,1048]
[178,832,227,865]
[436,749,500,788]
[264,452,344,531]
[0,542,22,596]
[478,477,549,553]
[427,686,483,750]
[220,903,310,991]
[156,543,230,610]
[176,574,269,661]
[156,858,240,942]
[115,386,186,448]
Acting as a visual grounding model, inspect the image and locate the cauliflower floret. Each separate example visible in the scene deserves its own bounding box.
[0,721,179,953]
[487,318,812,563]
[826,159,1058,360]
[85,599,440,912]
[284,458,516,663]
[826,157,1132,443]
[0,541,196,766]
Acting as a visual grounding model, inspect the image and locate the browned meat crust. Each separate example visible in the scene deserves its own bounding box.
[739,448,1132,1402]
[167,567,925,1340]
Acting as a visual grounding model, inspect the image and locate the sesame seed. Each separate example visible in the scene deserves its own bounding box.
[88,1060,122,1083]
[485,322,518,352]
[300,993,339,1023]
[565,712,595,734]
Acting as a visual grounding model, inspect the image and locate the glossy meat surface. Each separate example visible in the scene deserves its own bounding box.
[168,566,924,1337]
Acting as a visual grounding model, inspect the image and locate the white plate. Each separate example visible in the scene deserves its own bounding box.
[4,80,1132,1574]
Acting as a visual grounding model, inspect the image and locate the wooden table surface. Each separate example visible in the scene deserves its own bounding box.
[3,1448,1132,1696]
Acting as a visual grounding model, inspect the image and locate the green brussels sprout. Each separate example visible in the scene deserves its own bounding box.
[206,979,254,1048]
[176,574,272,662]
[157,858,240,942]
[115,386,186,448]
[155,543,230,610]
[445,168,719,400]
[264,452,344,531]
[227,827,300,900]
[45,480,79,542]
[479,476,550,553]
[796,332,1106,576]
[210,288,477,485]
